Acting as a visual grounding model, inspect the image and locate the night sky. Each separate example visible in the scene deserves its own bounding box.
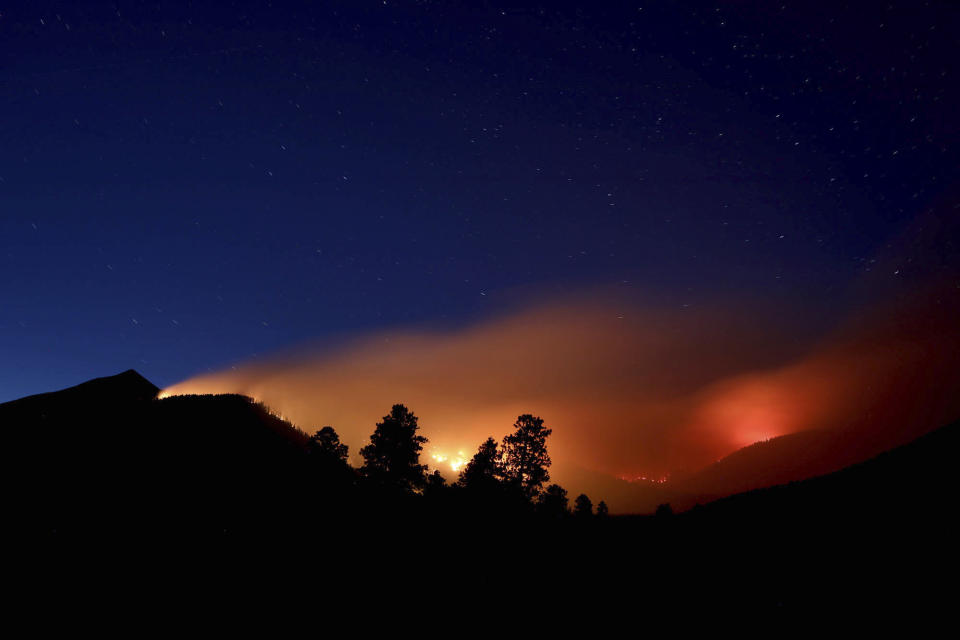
[2,0,958,404]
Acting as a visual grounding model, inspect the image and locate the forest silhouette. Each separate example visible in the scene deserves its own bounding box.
[3,369,957,610]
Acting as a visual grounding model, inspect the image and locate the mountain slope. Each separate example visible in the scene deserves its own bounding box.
[684,417,960,527]
[1,368,159,426]
[623,419,960,609]
[667,407,958,509]
[2,371,313,534]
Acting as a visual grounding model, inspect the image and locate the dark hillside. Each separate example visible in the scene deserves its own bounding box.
[684,417,960,527]
[2,370,160,533]
[672,411,956,508]
[661,419,960,607]
[0,368,159,433]
[1,372,314,534]
[5,371,958,609]
[143,393,314,532]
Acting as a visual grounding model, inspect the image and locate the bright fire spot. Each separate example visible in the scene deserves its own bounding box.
[618,474,670,484]
[431,450,468,474]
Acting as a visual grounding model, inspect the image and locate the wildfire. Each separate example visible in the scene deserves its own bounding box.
[618,474,670,484]
[431,450,469,474]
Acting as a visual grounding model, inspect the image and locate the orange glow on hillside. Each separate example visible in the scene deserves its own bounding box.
[160,285,960,512]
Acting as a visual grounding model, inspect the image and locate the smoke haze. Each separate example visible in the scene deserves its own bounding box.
[161,281,960,510]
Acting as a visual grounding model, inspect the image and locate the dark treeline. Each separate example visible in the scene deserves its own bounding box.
[295,403,611,526]
[5,371,957,611]
[2,373,613,543]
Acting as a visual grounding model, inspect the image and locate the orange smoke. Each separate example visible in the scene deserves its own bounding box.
[160,280,960,512]
[160,296,802,472]
[687,298,960,458]
[157,187,960,512]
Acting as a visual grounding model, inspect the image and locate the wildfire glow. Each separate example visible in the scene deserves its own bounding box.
[618,474,670,484]
[156,280,960,513]
[431,450,469,474]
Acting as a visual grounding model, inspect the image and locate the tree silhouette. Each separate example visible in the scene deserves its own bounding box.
[306,425,355,491]
[457,437,502,490]
[537,483,569,518]
[655,502,674,518]
[573,493,593,518]
[424,469,449,500]
[596,501,609,518]
[359,404,428,493]
[501,414,552,500]
[307,426,349,462]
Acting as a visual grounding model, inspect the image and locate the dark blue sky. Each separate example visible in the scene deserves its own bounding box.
[2,1,957,400]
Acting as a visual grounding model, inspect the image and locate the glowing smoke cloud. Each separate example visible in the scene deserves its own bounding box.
[160,282,960,512]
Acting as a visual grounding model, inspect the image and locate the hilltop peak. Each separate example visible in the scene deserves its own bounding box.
[57,369,160,403]
[92,369,160,400]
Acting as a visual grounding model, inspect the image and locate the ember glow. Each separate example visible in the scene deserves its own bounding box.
[431,450,469,475]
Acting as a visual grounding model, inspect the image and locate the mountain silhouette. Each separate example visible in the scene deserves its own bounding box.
[685,417,960,525]
[5,369,959,609]
[594,423,948,514]
[3,370,159,531]
[5,368,959,552]
[1,368,159,422]
[628,418,960,610]
[667,414,953,510]
[2,370,314,535]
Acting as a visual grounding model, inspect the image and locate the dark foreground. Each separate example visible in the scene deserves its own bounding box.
[4,370,957,615]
